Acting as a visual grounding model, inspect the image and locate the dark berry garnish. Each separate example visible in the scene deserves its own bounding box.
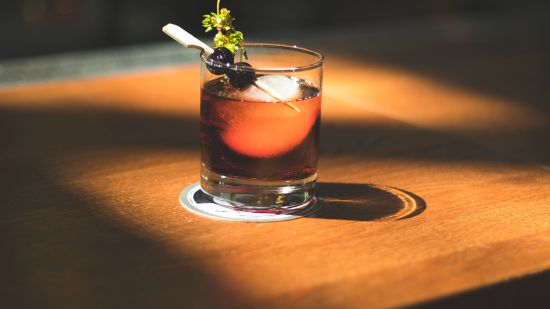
[228,62,256,89]
[207,47,234,75]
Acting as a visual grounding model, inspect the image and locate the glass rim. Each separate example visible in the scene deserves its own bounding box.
[200,42,325,73]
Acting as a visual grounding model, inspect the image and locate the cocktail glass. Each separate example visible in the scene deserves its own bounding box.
[199,43,324,214]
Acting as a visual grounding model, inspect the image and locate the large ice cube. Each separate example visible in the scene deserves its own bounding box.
[238,75,301,102]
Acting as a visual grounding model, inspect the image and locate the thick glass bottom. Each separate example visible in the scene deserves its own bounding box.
[200,165,317,213]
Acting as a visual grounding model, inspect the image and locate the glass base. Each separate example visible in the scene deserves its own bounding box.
[200,166,317,213]
[180,183,321,222]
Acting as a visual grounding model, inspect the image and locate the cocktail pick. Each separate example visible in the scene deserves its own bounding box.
[162,23,301,112]
[162,23,214,55]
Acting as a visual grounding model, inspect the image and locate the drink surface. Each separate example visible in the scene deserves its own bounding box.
[201,76,321,180]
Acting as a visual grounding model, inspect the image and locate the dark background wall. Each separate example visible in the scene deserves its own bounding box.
[0,0,544,60]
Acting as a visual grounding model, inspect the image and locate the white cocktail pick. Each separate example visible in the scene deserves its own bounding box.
[163,24,214,55]
[162,23,300,112]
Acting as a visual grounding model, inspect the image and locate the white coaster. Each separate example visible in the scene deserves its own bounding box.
[179,182,320,222]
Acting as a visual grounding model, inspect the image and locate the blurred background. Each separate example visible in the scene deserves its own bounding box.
[1,0,548,60]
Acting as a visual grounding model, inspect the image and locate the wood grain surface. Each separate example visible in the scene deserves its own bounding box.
[1,55,550,308]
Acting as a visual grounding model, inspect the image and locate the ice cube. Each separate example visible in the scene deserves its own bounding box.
[238,75,301,102]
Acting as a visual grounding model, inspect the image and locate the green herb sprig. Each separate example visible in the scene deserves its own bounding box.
[202,0,246,59]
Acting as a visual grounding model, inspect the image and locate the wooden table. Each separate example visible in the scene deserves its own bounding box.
[1,11,550,309]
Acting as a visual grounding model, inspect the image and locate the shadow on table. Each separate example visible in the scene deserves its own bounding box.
[410,268,550,309]
[312,182,426,221]
[0,105,536,166]
[0,110,248,307]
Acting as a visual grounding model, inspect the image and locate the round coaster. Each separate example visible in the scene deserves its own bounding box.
[179,182,321,222]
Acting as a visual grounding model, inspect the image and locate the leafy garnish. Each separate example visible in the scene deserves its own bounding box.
[202,0,246,59]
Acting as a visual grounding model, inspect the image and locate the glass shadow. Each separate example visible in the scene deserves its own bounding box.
[310,182,426,221]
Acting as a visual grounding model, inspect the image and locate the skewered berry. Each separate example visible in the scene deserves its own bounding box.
[206,47,234,75]
[228,62,256,89]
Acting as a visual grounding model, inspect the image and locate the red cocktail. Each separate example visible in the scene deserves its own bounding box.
[199,44,324,212]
